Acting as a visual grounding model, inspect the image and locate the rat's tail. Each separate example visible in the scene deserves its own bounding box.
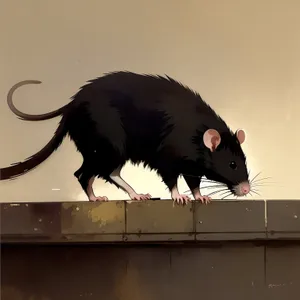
[0,116,68,180]
[7,80,70,121]
[0,79,70,180]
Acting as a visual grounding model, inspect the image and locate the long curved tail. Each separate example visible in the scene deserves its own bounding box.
[0,80,70,180]
[0,116,68,180]
[7,80,69,121]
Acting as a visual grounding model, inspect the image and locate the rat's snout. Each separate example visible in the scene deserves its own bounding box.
[234,181,250,196]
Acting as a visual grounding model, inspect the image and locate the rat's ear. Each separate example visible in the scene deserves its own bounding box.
[235,129,246,144]
[203,129,221,152]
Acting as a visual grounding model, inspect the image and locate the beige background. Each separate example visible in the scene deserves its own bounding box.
[0,0,298,202]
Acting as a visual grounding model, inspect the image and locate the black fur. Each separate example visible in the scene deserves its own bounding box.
[0,71,249,197]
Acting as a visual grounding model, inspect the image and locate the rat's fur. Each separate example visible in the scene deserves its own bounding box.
[0,71,249,199]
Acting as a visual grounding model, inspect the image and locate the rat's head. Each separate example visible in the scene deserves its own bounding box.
[202,128,250,197]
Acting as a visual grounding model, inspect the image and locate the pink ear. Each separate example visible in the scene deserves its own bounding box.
[203,129,221,152]
[236,129,246,144]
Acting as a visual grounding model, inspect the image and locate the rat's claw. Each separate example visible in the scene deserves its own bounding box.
[89,196,109,202]
[196,195,211,204]
[129,193,152,201]
[172,194,191,205]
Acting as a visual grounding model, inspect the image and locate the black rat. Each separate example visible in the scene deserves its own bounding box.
[0,71,251,204]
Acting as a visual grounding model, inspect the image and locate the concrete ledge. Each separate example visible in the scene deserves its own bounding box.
[0,199,272,243]
[267,200,300,239]
[194,200,266,241]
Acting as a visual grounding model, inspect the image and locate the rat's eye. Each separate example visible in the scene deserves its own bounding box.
[229,161,237,170]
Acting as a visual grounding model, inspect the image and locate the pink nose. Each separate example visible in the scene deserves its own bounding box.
[241,183,250,195]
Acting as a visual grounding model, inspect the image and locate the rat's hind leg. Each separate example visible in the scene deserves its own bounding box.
[109,166,152,201]
[74,162,108,202]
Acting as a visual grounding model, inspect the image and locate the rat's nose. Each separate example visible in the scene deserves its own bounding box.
[241,182,250,195]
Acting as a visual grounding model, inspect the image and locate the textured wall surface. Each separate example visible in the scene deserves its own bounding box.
[2,200,300,299]
[1,200,267,242]
[2,200,300,242]
[2,243,300,300]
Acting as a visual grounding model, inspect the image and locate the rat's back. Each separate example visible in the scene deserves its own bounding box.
[67,71,225,162]
[88,71,209,110]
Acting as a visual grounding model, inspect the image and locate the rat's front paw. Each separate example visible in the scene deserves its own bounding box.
[129,193,152,201]
[172,194,191,205]
[89,196,109,202]
[195,195,211,204]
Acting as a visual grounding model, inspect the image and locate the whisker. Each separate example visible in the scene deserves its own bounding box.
[201,186,227,190]
[207,188,228,197]
[184,185,221,194]
[251,186,260,191]
[219,190,232,197]
[251,190,261,197]
[201,183,222,187]
[218,188,230,195]
[181,173,223,185]
[206,190,221,197]
[202,183,227,189]
[201,180,221,185]
[251,186,266,191]
[201,183,225,188]
[250,172,273,191]
[251,183,274,187]
[221,192,233,200]
[252,177,273,184]
[183,184,226,194]
[250,172,262,183]
[181,173,217,182]
[254,183,273,188]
